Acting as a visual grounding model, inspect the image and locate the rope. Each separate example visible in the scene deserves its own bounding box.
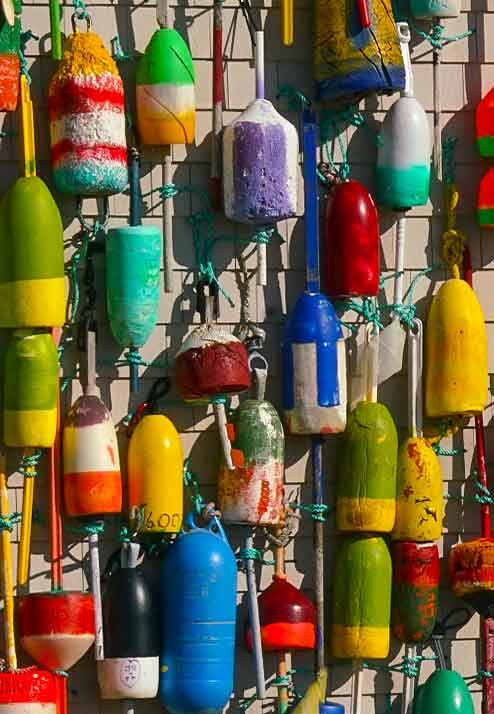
[237,547,275,566]
[72,0,90,21]
[183,459,206,514]
[19,451,43,478]
[288,502,330,522]
[111,36,129,61]
[364,654,437,678]
[441,138,466,278]
[277,84,310,112]
[335,296,383,334]
[413,22,474,51]
[0,512,21,532]
[65,520,105,536]
[19,30,38,83]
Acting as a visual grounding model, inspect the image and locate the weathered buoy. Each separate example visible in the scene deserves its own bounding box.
[48,28,128,196]
[0,0,20,111]
[0,669,60,714]
[392,542,439,644]
[448,537,494,618]
[477,88,494,158]
[336,401,398,533]
[98,547,160,699]
[391,437,443,541]
[18,591,95,670]
[282,291,347,435]
[106,224,161,386]
[409,0,459,18]
[136,28,195,145]
[160,515,237,714]
[128,412,184,534]
[376,28,431,211]
[245,574,316,651]
[0,176,65,328]
[314,0,405,101]
[4,331,59,448]
[413,671,474,714]
[331,535,392,659]
[323,180,379,298]
[63,394,122,518]
[176,324,250,400]
[218,397,284,526]
[425,278,487,417]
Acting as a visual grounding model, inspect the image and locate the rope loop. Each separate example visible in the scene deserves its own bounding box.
[19,451,43,478]
[277,84,310,112]
[0,512,21,532]
[237,547,275,566]
[413,22,474,50]
[288,502,330,522]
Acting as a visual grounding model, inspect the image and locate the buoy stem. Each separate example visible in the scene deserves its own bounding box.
[89,531,105,661]
[18,448,36,589]
[392,214,406,316]
[211,0,223,209]
[0,455,17,669]
[312,437,325,675]
[254,30,265,101]
[397,22,414,98]
[49,389,63,591]
[303,113,320,294]
[433,24,443,181]
[163,147,173,293]
[213,401,234,469]
[407,319,423,439]
[245,532,266,698]
[351,660,364,714]
[401,644,416,714]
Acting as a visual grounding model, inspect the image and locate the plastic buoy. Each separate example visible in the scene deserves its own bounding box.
[448,537,494,618]
[48,28,128,196]
[323,180,380,298]
[4,331,59,448]
[136,28,195,145]
[478,166,494,227]
[160,515,237,714]
[413,671,474,714]
[0,176,65,328]
[0,669,60,714]
[0,0,20,111]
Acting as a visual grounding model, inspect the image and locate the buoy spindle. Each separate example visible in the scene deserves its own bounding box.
[0,454,17,670]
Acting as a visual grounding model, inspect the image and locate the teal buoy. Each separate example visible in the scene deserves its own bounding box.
[413,671,474,714]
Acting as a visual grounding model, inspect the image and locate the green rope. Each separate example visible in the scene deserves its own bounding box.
[72,0,90,20]
[111,36,129,61]
[65,520,105,536]
[0,512,21,532]
[335,296,383,334]
[289,502,330,522]
[277,84,310,112]
[473,477,494,505]
[465,670,493,687]
[251,227,274,245]
[238,547,275,566]
[365,654,437,678]
[19,30,38,83]
[19,451,43,478]
[413,22,474,50]
[183,459,206,514]
[443,137,458,186]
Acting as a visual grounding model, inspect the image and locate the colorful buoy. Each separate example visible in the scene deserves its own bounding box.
[0,669,60,714]
[0,176,65,328]
[448,537,494,618]
[136,28,195,145]
[336,401,398,533]
[323,180,380,298]
[425,278,487,417]
[4,331,59,448]
[478,166,494,228]
[413,671,474,714]
[0,0,20,111]
[48,29,128,196]
[392,542,439,644]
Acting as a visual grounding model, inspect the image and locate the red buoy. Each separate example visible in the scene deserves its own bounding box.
[245,574,316,651]
[323,180,380,298]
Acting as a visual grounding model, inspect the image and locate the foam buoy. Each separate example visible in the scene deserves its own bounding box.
[413,671,474,714]
[448,537,494,618]
[331,534,392,659]
[392,542,439,644]
[4,331,59,448]
[48,26,128,196]
[98,545,160,699]
[425,278,487,417]
[392,437,443,541]
[314,0,405,101]
[136,28,195,145]
[410,0,459,17]
[0,669,60,714]
[323,180,380,298]
[282,292,347,435]
[128,385,184,534]
[0,176,65,328]
[478,166,494,228]
[336,401,398,533]
[160,514,237,714]
[0,0,20,111]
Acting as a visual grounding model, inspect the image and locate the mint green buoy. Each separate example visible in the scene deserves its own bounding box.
[413,671,474,714]
[106,148,161,393]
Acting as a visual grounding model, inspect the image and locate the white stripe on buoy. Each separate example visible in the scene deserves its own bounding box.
[98,657,159,700]
[50,110,127,147]
[20,633,96,671]
[0,705,57,713]
[63,421,120,473]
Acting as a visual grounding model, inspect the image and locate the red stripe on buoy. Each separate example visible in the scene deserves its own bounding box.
[48,77,124,119]
[51,141,127,166]
[63,470,122,517]
[0,669,57,703]
[18,592,95,636]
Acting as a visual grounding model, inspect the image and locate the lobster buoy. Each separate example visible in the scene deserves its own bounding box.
[413,671,474,714]
[448,537,494,618]
[48,29,128,196]
[331,535,392,659]
[0,176,65,328]
[0,669,61,714]
[18,591,95,670]
[176,324,250,400]
[136,28,195,146]
[320,704,345,714]
[391,542,439,644]
[477,89,494,158]
[314,0,405,101]
[128,413,184,534]
[106,225,161,365]
[160,515,237,714]
[98,550,160,699]
[63,394,122,518]
[218,398,284,526]
[245,574,316,651]
[4,331,59,448]
[478,166,494,228]
[282,292,347,435]
[391,437,443,542]
[336,401,398,533]
[323,180,380,298]
[409,0,459,18]
[425,278,487,418]
[223,99,298,224]
[0,0,20,111]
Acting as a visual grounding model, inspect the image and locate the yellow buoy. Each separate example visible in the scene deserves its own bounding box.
[392,437,443,542]
[425,278,487,417]
[128,414,184,533]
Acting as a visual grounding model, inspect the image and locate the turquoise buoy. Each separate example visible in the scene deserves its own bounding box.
[106,226,161,387]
